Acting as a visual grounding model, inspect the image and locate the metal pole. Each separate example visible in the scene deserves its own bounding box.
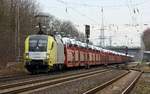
[86,38,89,68]
[109,36,112,47]
[17,4,20,63]
[100,7,105,47]
[15,3,18,62]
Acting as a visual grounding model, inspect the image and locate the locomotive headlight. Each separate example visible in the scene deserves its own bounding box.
[25,53,29,58]
[25,53,31,61]
[46,53,50,59]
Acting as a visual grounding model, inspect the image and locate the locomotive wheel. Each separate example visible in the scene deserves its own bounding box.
[58,64,64,71]
[30,70,38,75]
[52,64,64,71]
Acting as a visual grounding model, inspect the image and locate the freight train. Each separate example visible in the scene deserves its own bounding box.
[24,34,133,74]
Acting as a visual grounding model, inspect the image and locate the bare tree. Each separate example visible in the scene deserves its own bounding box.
[59,21,79,38]
[0,0,85,69]
[0,0,39,69]
[142,28,150,51]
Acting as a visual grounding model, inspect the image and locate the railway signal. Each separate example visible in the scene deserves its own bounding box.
[85,25,90,39]
[125,46,128,55]
[85,25,90,68]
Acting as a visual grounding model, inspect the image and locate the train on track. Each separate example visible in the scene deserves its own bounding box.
[24,34,133,74]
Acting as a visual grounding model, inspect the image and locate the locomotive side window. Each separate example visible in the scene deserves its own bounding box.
[51,42,54,50]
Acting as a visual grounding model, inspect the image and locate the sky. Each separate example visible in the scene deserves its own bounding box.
[38,0,150,47]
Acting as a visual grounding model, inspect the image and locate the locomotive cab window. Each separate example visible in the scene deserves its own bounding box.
[29,35,48,52]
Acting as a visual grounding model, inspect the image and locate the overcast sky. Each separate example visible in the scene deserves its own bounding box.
[38,0,150,47]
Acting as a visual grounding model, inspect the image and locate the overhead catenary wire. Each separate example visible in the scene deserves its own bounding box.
[56,0,149,8]
[69,7,99,24]
[56,0,99,24]
[55,0,146,47]
[55,0,147,28]
[126,0,135,26]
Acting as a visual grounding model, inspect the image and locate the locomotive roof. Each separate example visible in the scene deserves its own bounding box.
[30,34,48,37]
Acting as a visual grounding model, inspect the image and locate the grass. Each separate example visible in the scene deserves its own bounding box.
[0,62,27,76]
[140,63,150,72]
[132,76,150,94]
[130,62,150,94]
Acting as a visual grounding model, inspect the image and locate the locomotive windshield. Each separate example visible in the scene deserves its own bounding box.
[29,35,48,52]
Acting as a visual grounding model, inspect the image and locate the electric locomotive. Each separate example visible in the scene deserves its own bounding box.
[24,34,64,73]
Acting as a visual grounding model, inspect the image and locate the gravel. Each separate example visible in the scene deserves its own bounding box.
[26,69,127,94]
[0,67,104,85]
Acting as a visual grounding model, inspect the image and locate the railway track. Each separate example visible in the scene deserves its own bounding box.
[0,73,47,83]
[0,68,109,94]
[121,71,143,94]
[83,70,143,94]
[0,67,105,85]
